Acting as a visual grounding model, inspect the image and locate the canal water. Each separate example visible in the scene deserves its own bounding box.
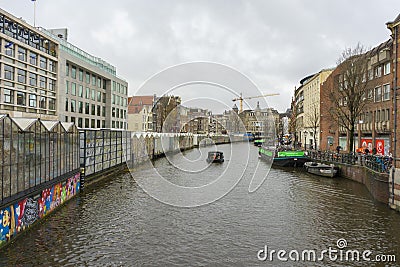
[0,142,399,266]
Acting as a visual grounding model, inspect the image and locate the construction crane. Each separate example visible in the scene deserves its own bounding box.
[232,93,280,113]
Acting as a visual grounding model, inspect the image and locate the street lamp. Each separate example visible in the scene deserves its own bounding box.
[304,131,308,150]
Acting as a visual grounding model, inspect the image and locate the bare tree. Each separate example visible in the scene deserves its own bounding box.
[306,103,320,150]
[326,43,372,152]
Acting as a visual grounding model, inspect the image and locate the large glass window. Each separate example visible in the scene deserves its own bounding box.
[85,103,90,114]
[97,91,101,102]
[4,65,14,80]
[91,89,95,100]
[91,104,95,115]
[66,63,69,76]
[92,75,96,86]
[65,98,69,111]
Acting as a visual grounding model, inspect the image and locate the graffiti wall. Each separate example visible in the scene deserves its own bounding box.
[0,173,80,247]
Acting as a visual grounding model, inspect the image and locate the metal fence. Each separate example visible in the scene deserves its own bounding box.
[307,150,392,173]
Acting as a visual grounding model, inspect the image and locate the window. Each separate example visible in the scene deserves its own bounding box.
[4,65,14,80]
[29,94,36,107]
[71,83,76,96]
[18,47,27,61]
[103,79,107,89]
[5,44,14,57]
[71,100,76,112]
[39,56,47,69]
[29,72,37,86]
[30,52,37,65]
[97,105,101,116]
[91,119,95,128]
[66,81,69,94]
[97,77,101,88]
[65,98,69,111]
[91,104,95,115]
[71,117,76,123]
[78,101,83,113]
[4,89,13,103]
[79,85,83,97]
[374,86,382,102]
[48,98,55,110]
[92,75,96,86]
[368,88,373,99]
[49,79,55,91]
[384,62,391,75]
[39,76,46,88]
[375,65,382,78]
[66,63,69,76]
[85,118,89,128]
[383,84,390,101]
[103,93,106,103]
[78,118,83,128]
[91,89,95,100]
[79,69,83,81]
[86,87,90,99]
[102,106,106,117]
[85,103,89,114]
[368,69,373,80]
[112,107,116,117]
[71,66,77,79]
[40,96,46,109]
[17,69,26,83]
[49,60,56,72]
[97,91,101,102]
[17,92,25,105]
[86,72,90,83]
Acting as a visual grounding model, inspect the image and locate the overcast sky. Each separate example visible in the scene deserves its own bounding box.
[2,1,399,113]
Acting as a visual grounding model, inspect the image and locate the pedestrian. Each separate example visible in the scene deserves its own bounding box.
[364,148,370,155]
[372,147,377,155]
[336,145,341,154]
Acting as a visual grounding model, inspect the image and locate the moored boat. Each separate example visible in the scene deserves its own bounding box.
[304,161,339,178]
[258,146,309,167]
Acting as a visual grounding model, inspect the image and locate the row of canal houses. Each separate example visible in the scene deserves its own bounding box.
[292,13,400,211]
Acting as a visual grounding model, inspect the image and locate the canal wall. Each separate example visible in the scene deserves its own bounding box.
[0,115,243,248]
[338,164,389,204]
[389,168,400,211]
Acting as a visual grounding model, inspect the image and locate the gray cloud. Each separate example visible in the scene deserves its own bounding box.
[3,0,398,112]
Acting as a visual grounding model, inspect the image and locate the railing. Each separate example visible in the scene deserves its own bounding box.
[307,150,392,173]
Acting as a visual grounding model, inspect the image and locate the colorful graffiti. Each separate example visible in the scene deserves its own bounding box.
[0,173,80,246]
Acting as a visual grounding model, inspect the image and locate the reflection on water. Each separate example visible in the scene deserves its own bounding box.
[0,143,399,266]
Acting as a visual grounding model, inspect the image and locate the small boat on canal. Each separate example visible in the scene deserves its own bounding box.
[304,162,339,178]
[206,151,224,163]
